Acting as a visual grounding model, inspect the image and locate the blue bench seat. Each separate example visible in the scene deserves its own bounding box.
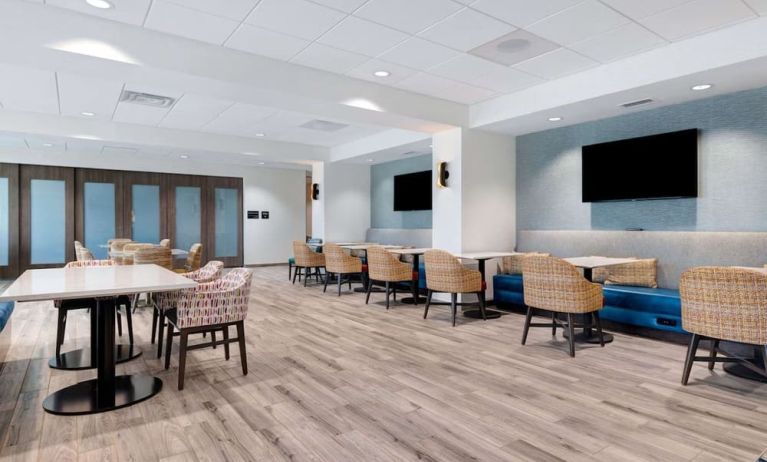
[0,301,13,333]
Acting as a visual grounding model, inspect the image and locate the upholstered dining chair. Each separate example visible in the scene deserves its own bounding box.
[679,267,767,385]
[159,238,171,248]
[152,261,225,358]
[323,244,363,296]
[174,243,202,273]
[366,246,417,309]
[292,241,325,286]
[423,249,487,326]
[164,268,253,390]
[54,259,134,357]
[521,255,604,357]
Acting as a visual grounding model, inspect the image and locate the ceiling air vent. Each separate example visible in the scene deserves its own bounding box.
[620,98,654,108]
[120,90,176,108]
[300,119,348,132]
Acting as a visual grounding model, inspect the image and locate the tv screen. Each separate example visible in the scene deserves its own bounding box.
[393,170,432,211]
[582,129,698,202]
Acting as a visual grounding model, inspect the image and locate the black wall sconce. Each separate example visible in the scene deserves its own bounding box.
[312,183,320,200]
[436,162,449,188]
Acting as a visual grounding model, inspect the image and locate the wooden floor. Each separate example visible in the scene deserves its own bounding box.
[1,266,766,461]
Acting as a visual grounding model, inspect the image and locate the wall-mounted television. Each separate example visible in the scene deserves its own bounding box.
[393,170,432,211]
[582,129,698,202]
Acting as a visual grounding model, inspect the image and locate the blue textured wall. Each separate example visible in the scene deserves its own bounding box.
[517,86,767,231]
[371,154,432,229]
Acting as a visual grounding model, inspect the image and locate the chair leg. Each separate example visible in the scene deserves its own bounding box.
[132,293,140,313]
[304,267,308,287]
[593,311,604,347]
[56,309,66,358]
[365,280,373,304]
[151,307,158,344]
[116,306,123,337]
[288,263,292,281]
[236,321,248,375]
[477,292,487,321]
[337,273,342,296]
[323,272,330,293]
[178,331,189,390]
[451,293,458,327]
[157,311,165,359]
[708,339,720,370]
[348,277,352,290]
[551,312,557,336]
[125,299,134,346]
[385,282,390,310]
[423,290,432,319]
[164,322,174,369]
[223,326,230,361]
[521,306,533,345]
[211,330,217,349]
[292,266,299,284]
[682,333,701,385]
[393,286,397,302]
[566,313,576,357]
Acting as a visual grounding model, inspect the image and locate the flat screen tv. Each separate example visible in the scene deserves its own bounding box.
[393,170,432,211]
[582,129,698,202]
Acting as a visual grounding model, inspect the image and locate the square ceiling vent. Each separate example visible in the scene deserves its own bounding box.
[120,90,176,108]
[300,119,349,132]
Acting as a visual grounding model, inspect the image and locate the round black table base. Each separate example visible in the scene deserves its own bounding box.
[42,375,162,415]
[723,362,767,383]
[354,287,384,293]
[401,296,427,304]
[563,331,615,344]
[48,345,142,370]
[463,309,503,319]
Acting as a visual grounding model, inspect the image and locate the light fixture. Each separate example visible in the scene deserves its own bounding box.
[255,133,265,137]
[179,154,189,159]
[373,70,390,77]
[548,116,562,122]
[81,111,95,116]
[437,162,449,188]
[367,158,374,162]
[691,84,713,91]
[86,0,113,9]
[342,98,383,112]
[257,161,266,165]
[312,183,320,200]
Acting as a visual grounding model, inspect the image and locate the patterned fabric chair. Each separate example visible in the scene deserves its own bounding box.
[54,260,133,357]
[521,255,604,357]
[292,241,325,286]
[679,267,767,385]
[366,246,417,309]
[323,244,363,296]
[164,268,253,390]
[159,239,171,248]
[423,250,486,326]
[152,261,225,358]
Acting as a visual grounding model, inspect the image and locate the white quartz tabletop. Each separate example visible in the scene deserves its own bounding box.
[343,244,404,250]
[456,251,519,260]
[387,247,431,255]
[0,264,197,302]
[563,256,637,269]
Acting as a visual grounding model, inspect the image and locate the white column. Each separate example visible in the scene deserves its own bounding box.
[311,162,325,240]
[312,161,371,243]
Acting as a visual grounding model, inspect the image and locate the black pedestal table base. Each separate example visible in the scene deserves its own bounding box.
[43,375,162,415]
[463,308,502,319]
[48,345,141,370]
[563,330,615,344]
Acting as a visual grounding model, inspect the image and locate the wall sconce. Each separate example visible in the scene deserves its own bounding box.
[312,183,320,200]
[436,162,449,188]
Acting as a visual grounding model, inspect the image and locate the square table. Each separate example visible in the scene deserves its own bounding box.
[0,264,196,415]
[456,252,519,319]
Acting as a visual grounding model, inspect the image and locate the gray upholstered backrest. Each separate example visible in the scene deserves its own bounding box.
[365,228,432,249]
[517,230,767,289]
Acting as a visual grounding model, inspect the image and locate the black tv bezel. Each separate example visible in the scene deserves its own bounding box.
[393,170,432,212]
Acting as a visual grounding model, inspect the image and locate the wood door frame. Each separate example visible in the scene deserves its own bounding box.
[123,171,168,244]
[0,163,19,278]
[19,165,75,271]
[75,168,126,251]
[166,174,207,262]
[206,176,243,267]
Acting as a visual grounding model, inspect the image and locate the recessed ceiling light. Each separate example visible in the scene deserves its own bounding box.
[255,133,265,137]
[548,116,563,122]
[86,0,113,9]
[179,154,189,159]
[42,143,53,147]
[81,111,95,116]
[429,144,433,148]
[367,159,374,162]
[373,70,390,77]
[257,161,266,165]
[691,84,713,91]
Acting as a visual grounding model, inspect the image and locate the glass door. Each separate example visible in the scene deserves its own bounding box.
[76,169,124,260]
[0,164,19,278]
[206,176,243,267]
[123,172,166,244]
[167,174,205,259]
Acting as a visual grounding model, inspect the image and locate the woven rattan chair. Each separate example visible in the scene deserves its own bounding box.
[366,246,417,309]
[680,267,767,385]
[323,244,363,296]
[164,268,253,390]
[74,241,83,261]
[423,250,486,326]
[117,243,153,265]
[134,246,173,269]
[174,243,202,273]
[289,238,323,281]
[78,247,95,261]
[108,239,132,263]
[159,238,171,248]
[292,241,325,286]
[521,255,604,357]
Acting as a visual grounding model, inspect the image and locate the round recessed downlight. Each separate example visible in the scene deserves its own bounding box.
[497,38,532,53]
[691,84,713,91]
[373,70,390,77]
[43,143,54,147]
[257,161,266,165]
[86,0,113,9]
[367,159,374,162]
[548,116,563,122]
[179,154,189,159]
[81,111,95,116]
[255,133,265,137]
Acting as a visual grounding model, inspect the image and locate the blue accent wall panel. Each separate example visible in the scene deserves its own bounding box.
[517,86,767,232]
[370,154,432,229]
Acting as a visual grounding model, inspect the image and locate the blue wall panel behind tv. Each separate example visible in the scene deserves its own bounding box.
[371,154,432,229]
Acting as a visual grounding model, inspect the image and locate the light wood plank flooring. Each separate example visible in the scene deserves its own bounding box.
[1,266,766,461]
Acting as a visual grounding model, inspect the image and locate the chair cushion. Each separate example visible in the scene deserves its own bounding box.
[592,259,658,288]
[602,285,680,316]
[0,302,14,332]
[493,274,525,306]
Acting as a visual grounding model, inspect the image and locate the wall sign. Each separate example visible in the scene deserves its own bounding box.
[261,211,270,219]
[247,210,259,219]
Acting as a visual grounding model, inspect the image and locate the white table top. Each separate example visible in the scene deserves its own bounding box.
[563,256,637,269]
[109,248,188,257]
[456,251,519,260]
[0,264,197,302]
[343,244,404,251]
[387,247,431,255]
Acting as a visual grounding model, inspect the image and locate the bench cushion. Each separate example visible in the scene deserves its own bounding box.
[0,302,14,332]
[493,274,525,306]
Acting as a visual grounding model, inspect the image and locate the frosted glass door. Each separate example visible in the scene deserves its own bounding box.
[84,182,116,260]
[175,186,201,251]
[131,184,160,243]
[214,188,238,257]
[0,178,8,267]
[30,179,66,264]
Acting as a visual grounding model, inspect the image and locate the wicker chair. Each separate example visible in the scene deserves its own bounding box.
[289,238,323,281]
[54,260,134,358]
[117,243,153,265]
[152,261,225,358]
[322,244,363,296]
[366,246,417,309]
[134,246,173,269]
[159,239,171,248]
[680,267,767,385]
[78,247,95,261]
[175,243,202,273]
[292,241,325,286]
[521,255,604,357]
[423,250,486,326]
[74,241,83,261]
[164,268,253,390]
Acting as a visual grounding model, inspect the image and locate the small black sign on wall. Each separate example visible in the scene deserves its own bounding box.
[247,211,259,219]
[261,211,270,219]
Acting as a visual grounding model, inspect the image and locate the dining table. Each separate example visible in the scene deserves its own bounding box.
[387,248,432,304]
[456,251,519,319]
[0,264,196,415]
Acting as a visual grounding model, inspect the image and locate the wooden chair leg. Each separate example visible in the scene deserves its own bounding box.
[551,312,557,336]
[521,306,533,345]
[151,307,158,344]
[451,293,458,327]
[423,290,432,319]
[593,311,604,347]
[164,322,174,369]
[365,280,373,304]
[236,321,248,375]
[211,330,217,349]
[178,331,189,390]
[566,313,575,357]
[477,292,487,321]
[323,272,330,292]
[682,333,701,385]
[223,326,230,361]
[708,339,720,370]
[125,299,134,346]
[385,282,390,310]
[56,309,66,358]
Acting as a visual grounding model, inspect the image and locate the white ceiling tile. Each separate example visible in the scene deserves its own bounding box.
[354,0,464,34]
[258,111,316,130]
[318,17,409,56]
[112,102,171,126]
[744,0,767,14]
[346,59,419,84]
[26,137,66,152]
[310,0,370,13]
[526,0,631,45]
[377,37,459,71]
[204,103,279,136]
[469,66,543,93]
[419,8,515,51]
[600,0,694,19]
[394,72,459,96]
[159,94,233,130]
[639,0,756,41]
[225,24,310,61]
[145,1,240,45]
[163,0,260,20]
[57,72,123,120]
[291,43,370,73]
[513,48,597,79]
[246,0,346,41]
[439,82,497,104]
[470,0,580,27]
[45,0,153,26]
[428,54,507,83]
[570,23,667,62]
[0,64,58,114]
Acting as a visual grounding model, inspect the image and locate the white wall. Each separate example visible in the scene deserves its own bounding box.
[323,162,371,242]
[431,128,463,252]
[311,161,325,240]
